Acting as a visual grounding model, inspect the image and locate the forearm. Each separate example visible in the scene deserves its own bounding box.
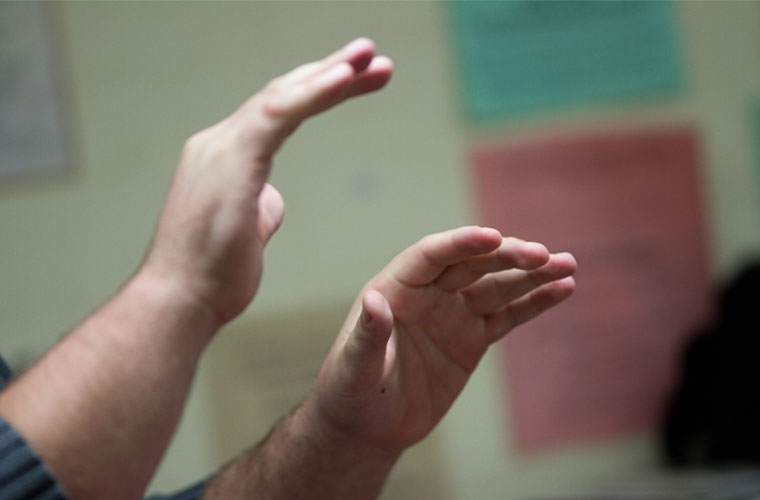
[202,397,400,500]
[0,270,221,500]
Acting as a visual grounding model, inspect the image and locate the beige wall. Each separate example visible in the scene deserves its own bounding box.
[1,1,759,498]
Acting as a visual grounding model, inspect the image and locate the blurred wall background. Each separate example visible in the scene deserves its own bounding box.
[1,1,759,498]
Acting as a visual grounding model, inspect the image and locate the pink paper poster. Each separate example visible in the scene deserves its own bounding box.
[471,128,714,452]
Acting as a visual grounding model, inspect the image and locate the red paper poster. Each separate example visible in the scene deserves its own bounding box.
[471,128,714,452]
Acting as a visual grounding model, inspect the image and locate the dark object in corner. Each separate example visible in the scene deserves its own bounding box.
[663,260,760,467]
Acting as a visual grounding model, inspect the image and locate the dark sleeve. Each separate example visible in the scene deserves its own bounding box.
[0,356,69,499]
[0,416,68,500]
[144,479,208,500]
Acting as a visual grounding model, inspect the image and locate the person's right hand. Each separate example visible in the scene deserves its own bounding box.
[142,38,393,324]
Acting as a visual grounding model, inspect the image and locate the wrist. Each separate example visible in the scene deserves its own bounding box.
[205,399,400,500]
[127,268,224,342]
[295,395,402,474]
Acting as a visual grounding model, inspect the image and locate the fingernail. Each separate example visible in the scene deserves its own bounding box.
[361,306,373,327]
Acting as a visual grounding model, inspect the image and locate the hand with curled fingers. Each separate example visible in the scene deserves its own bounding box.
[307,226,576,455]
[142,39,393,323]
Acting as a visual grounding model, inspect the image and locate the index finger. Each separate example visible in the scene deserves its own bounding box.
[435,238,550,292]
[385,226,503,287]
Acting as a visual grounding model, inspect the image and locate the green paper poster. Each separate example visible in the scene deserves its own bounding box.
[448,1,684,121]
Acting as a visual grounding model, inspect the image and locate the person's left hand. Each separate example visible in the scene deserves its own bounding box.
[305,226,576,455]
[142,39,393,324]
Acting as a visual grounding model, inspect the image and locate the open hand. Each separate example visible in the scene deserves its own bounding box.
[143,39,393,323]
[309,226,576,454]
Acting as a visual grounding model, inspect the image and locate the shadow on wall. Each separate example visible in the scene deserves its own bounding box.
[662,259,760,467]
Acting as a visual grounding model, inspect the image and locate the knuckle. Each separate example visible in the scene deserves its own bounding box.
[290,62,317,77]
[181,125,230,167]
[181,130,209,159]
[501,237,522,252]
[264,74,285,92]
[253,82,301,125]
[260,95,289,121]
[235,109,270,142]
[418,234,436,248]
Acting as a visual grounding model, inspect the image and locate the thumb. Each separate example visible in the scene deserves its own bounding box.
[340,289,394,392]
[257,183,285,244]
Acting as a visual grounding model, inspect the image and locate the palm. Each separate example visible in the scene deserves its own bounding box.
[377,285,487,445]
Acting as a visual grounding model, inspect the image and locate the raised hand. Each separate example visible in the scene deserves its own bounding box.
[308,226,577,454]
[143,39,393,323]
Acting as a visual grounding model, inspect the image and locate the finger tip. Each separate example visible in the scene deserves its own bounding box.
[512,241,549,269]
[360,289,393,342]
[363,288,382,306]
[371,55,394,72]
[558,276,577,297]
[350,57,394,96]
[363,289,391,318]
[480,226,502,237]
[526,241,550,258]
[556,252,578,274]
[478,226,503,248]
[366,56,394,85]
[343,37,376,73]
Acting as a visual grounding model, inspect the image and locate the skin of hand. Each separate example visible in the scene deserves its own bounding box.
[142,38,393,323]
[305,226,577,455]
